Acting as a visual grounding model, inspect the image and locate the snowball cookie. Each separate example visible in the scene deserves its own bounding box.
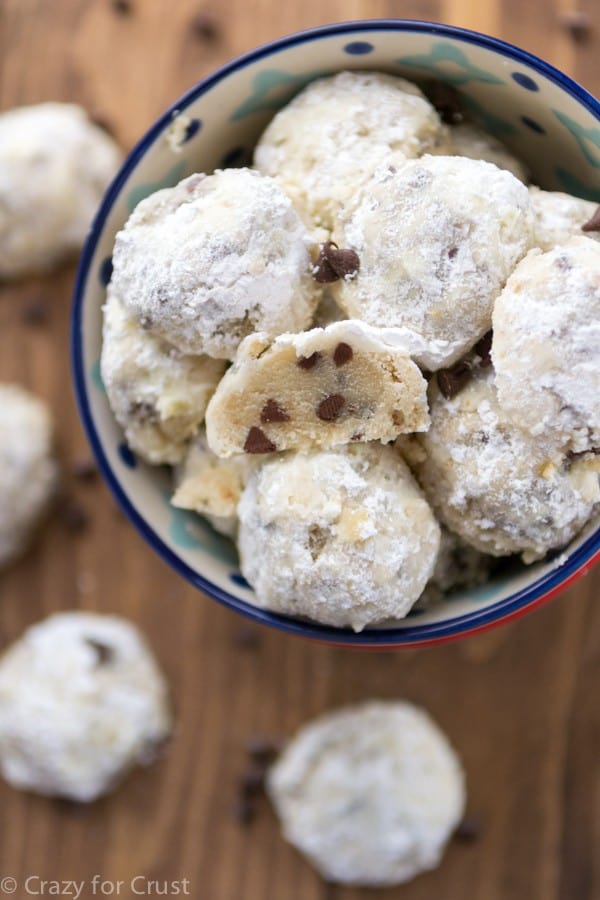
[205,321,429,458]
[238,444,440,631]
[101,291,225,465]
[493,238,600,456]
[438,123,529,182]
[333,155,534,369]
[254,71,447,231]
[529,186,600,251]
[172,428,262,537]
[0,384,58,568]
[0,103,121,279]
[267,701,465,886]
[0,612,172,802]
[403,368,600,561]
[110,169,319,359]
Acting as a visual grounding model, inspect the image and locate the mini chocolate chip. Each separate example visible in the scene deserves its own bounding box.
[22,298,49,326]
[190,11,220,41]
[317,394,345,422]
[59,498,89,534]
[448,246,459,259]
[437,361,472,399]
[85,638,114,666]
[582,205,600,233]
[474,330,493,367]
[260,399,290,423]
[333,342,353,366]
[351,433,363,441]
[313,242,359,282]
[111,0,132,14]
[560,9,592,42]
[423,80,465,124]
[71,457,98,481]
[454,815,483,842]
[297,351,321,370]
[244,426,276,454]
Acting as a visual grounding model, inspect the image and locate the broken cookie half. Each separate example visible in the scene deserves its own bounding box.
[205,320,430,458]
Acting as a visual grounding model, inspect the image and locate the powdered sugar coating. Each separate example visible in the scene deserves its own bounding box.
[404,368,599,561]
[101,291,225,465]
[437,122,529,182]
[111,169,319,359]
[254,71,447,231]
[492,238,600,455]
[529,187,600,251]
[267,700,465,886]
[238,444,440,631]
[0,384,58,568]
[0,103,121,278]
[333,156,534,369]
[0,612,171,802]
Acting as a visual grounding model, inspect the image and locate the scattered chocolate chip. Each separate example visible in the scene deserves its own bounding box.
[244,426,276,454]
[582,205,600,233]
[474,330,493,367]
[560,9,592,42]
[260,399,290,424]
[190,10,220,41]
[317,393,346,422]
[128,400,158,423]
[71,457,98,481]
[21,298,49,327]
[59,498,90,534]
[111,0,132,14]
[351,433,363,441]
[245,737,281,765]
[454,814,483,842]
[313,242,360,283]
[297,351,321,370]
[423,80,465,124]
[436,361,472,399]
[333,342,353,366]
[232,796,255,826]
[233,624,261,650]
[448,246,459,259]
[85,638,114,666]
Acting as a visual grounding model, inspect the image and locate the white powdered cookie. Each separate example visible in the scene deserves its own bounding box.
[254,70,447,231]
[0,384,58,568]
[238,444,440,631]
[492,238,600,455]
[101,291,225,465]
[0,612,171,802]
[205,321,430,458]
[403,367,599,561]
[267,701,465,886]
[172,428,262,537]
[0,103,121,278]
[438,122,529,182]
[333,155,534,369]
[110,169,320,359]
[529,187,600,251]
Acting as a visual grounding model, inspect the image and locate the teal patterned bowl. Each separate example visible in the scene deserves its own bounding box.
[72,20,600,647]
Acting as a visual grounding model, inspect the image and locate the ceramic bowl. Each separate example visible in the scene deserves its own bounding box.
[72,19,600,647]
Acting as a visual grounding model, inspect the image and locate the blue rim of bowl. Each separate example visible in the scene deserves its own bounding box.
[72,18,600,647]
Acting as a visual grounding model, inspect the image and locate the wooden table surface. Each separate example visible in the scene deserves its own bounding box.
[1,1,599,898]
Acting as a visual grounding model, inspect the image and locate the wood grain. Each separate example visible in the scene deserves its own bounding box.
[0,2,599,899]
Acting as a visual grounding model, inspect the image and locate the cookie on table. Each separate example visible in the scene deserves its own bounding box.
[0,612,172,802]
[332,155,534,369]
[492,238,600,456]
[528,186,600,250]
[254,70,448,231]
[205,321,430,458]
[0,384,58,569]
[172,428,262,537]
[101,290,225,465]
[0,103,121,279]
[402,366,600,562]
[110,169,320,360]
[267,701,465,886]
[437,122,529,182]
[237,443,440,631]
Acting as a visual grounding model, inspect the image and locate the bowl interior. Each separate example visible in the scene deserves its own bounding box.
[73,21,600,646]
